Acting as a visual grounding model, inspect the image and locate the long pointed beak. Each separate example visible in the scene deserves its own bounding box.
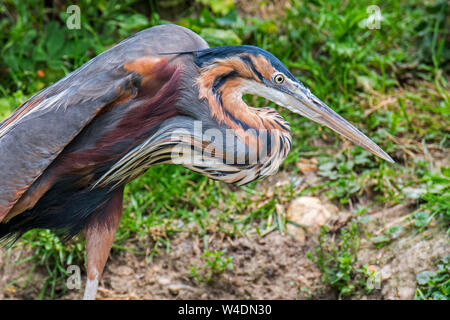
[286,86,394,163]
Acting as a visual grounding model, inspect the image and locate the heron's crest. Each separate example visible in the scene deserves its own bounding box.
[160,45,298,83]
[193,45,297,81]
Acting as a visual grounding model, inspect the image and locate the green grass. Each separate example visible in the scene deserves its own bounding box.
[189,249,234,284]
[415,254,449,300]
[0,0,449,299]
[307,217,379,298]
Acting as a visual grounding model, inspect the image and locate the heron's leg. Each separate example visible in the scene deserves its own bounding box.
[83,187,124,300]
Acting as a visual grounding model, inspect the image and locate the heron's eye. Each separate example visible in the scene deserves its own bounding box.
[273,73,285,85]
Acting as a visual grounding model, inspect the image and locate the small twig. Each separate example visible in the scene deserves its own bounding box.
[364,96,397,116]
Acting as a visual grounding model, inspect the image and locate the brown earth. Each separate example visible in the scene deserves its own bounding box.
[0,230,326,300]
[1,193,448,300]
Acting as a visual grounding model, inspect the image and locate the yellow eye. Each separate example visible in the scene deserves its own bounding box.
[273,73,285,84]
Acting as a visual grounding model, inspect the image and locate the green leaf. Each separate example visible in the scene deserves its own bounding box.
[48,59,64,71]
[416,270,437,285]
[33,45,47,62]
[413,211,431,228]
[45,21,65,58]
[371,235,390,244]
[441,167,450,178]
[197,0,234,15]
[200,28,242,46]
[116,14,149,32]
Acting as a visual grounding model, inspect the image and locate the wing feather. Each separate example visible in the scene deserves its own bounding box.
[0,71,138,220]
[0,24,209,222]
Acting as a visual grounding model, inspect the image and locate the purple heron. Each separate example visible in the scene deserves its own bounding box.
[0,24,393,299]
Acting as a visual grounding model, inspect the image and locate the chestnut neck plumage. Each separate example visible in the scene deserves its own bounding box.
[196,56,291,130]
[191,55,292,184]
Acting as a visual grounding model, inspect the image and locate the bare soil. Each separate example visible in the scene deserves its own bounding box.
[0,230,328,300]
[1,197,448,300]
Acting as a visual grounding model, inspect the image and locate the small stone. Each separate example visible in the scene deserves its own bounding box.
[115,266,133,276]
[296,157,318,174]
[168,283,195,295]
[286,224,306,243]
[380,266,392,280]
[158,276,171,285]
[168,284,180,295]
[5,286,16,294]
[287,196,337,232]
[397,286,415,299]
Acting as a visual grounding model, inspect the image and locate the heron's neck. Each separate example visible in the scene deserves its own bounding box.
[197,75,289,134]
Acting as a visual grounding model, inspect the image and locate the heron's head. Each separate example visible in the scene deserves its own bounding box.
[192,45,393,163]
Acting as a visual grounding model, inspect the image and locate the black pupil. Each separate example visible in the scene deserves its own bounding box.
[276,75,283,83]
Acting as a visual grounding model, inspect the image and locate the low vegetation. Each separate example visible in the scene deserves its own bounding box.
[0,0,448,299]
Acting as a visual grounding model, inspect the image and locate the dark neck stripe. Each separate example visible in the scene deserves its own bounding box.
[212,71,238,94]
[274,119,290,132]
[215,91,253,132]
[223,108,252,131]
[239,55,264,82]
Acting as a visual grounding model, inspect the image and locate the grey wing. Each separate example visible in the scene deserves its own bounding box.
[0,69,138,220]
[0,24,208,220]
